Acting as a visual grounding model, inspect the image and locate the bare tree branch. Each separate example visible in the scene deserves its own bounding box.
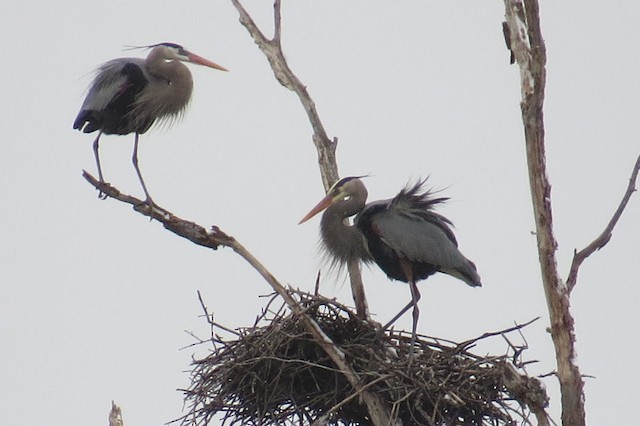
[500,363,550,426]
[109,401,124,426]
[82,171,229,249]
[230,0,332,160]
[229,0,370,320]
[566,153,640,293]
[503,0,586,424]
[83,170,393,425]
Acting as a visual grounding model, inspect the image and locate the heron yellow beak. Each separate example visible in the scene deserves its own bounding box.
[298,194,335,224]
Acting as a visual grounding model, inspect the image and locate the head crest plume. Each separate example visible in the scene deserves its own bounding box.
[331,175,370,190]
[122,42,184,52]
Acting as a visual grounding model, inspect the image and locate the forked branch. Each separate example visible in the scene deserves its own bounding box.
[566,153,640,293]
[230,0,333,168]
[503,0,586,424]
[229,0,370,320]
[504,3,639,424]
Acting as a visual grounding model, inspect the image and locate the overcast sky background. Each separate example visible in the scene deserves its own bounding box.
[2,1,639,425]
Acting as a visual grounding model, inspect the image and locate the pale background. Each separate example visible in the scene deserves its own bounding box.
[1,1,638,425]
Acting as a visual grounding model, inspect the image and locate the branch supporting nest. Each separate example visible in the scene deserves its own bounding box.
[179,290,549,426]
[89,169,550,425]
[83,171,393,425]
[229,0,370,321]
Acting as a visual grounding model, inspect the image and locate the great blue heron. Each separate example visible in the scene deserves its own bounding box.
[299,176,481,357]
[73,42,227,203]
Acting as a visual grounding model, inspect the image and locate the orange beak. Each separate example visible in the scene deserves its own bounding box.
[187,52,228,72]
[298,194,335,224]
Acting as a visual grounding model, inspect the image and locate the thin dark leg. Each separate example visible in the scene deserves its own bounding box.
[408,278,421,363]
[380,261,419,330]
[132,133,153,204]
[381,300,415,331]
[380,260,421,363]
[92,132,107,199]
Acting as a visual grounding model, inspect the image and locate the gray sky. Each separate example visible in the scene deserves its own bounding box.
[2,1,638,424]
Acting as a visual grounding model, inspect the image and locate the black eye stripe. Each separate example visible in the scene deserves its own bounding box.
[158,42,186,54]
[335,176,358,188]
[330,177,352,194]
[339,177,356,185]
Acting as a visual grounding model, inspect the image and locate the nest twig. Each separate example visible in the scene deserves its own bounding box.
[178,290,548,425]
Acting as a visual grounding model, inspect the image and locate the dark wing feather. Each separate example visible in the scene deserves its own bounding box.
[390,180,458,245]
[356,180,481,287]
[73,59,150,135]
[371,209,469,268]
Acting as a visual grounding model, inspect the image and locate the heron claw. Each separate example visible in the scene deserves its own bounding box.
[134,197,155,208]
[95,179,110,200]
[133,197,157,222]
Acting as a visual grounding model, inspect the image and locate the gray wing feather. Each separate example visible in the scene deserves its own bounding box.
[81,58,145,112]
[371,210,469,271]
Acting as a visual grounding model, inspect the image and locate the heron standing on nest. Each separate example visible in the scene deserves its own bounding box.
[299,176,481,359]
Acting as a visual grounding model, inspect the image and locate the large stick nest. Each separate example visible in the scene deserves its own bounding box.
[179,291,548,425]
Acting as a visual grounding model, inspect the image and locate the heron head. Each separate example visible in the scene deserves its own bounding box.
[298,176,368,224]
[151,42,228,71]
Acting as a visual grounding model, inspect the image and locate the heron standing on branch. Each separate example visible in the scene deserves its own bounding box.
[73,42,227,203]
[299,177,481,359]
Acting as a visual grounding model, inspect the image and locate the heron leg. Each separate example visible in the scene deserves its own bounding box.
[408,278,421,364]
[379,260,421,363]
[381,300,414,331]
[399,260,421,363]
[380,260,418,330]
[92,132,107,199]
[132,133,154,205]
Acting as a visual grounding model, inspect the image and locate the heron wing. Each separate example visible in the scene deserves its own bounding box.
[74,59,150,134]
[80,59,145,112]
[370,208,463,268]
[362,198,481,287]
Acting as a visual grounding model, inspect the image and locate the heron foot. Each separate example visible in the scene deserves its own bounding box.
[375,324,392,339]
[133,196,158,221]
[376,326,419,366]
[134,196,156,208]
[95,180,111,200]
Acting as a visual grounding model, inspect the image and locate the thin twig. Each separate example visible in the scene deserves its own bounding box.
[195,290,214,332]
[566,153,640,293]
[456,317,540,352]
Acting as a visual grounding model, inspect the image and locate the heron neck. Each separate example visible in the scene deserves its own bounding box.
[320,201,370,264]
[145,50,194,114]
